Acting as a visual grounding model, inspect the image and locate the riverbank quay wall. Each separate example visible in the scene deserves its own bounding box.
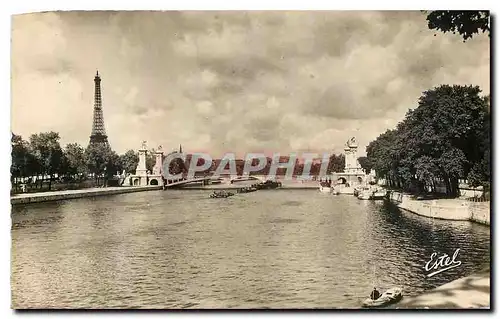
[388,192,490,225]
[11,185,163,205]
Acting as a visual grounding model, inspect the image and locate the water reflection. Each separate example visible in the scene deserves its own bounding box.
[11,190,490,308]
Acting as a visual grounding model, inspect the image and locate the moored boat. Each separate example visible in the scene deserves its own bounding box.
[254,180,282,190]
[371,188,387,200]
[237,187,258,193]
[357,186,373,200]
[209,191,234,198]
[362,287,403,308]
[353,185,365,197]
[319,180,333,193]
[319,185,332,193]
[358,186,387,200]
[358,192,371,200]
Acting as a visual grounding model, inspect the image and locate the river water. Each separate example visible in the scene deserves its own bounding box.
[11,190,490,309]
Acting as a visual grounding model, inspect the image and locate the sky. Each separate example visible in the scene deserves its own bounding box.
[11,11,490,158]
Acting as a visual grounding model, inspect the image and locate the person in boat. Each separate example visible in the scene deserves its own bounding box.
[370,287,381,300]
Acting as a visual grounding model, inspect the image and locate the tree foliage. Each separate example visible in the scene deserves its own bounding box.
[425,10,490,41]
[165,151,187,176]
[327,154,345,173]
[28,132,64,190]
[146,148,157,172]
[11,134,33,180]
[63,143,87,180]
[366,84,490,198]
[10,132,169,190]
[84,143,120,185]
[357,156,372,174]
[119,150,139,174]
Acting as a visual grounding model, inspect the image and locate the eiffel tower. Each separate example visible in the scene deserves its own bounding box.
[89,70,109,145]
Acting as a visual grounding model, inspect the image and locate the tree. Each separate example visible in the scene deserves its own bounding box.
[310,162,322,176]
[366,129,401,187]
[146,148,156,172]
[29,132,64,190]
[366,84,490,197]
[11,134,26,179]
[85,143,120,186]
[414,156,440,193]
[106,151,121,182]
[467,148,490,197]
[235,160,245,176]
[425,11,490,41]
[168,156,187,176]
[327,154,345,173]
[467,107,490,197]
[357,156,372,174]
[11,133,36,189]
[63,143,87,181]
[119,150,139,174]
[294,161,304,176]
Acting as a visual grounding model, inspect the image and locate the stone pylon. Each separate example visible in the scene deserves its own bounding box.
[135,142,148,177]
[153,146,164,176]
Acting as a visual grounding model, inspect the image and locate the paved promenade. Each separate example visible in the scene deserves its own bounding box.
[11,185,162,205]
[395,268,490,309]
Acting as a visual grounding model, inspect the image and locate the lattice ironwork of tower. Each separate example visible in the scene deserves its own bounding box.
[89,71,109,145]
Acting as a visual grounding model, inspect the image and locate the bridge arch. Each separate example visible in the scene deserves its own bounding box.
[150,178,159,186]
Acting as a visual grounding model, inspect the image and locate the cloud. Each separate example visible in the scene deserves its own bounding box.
[11,11,490,157]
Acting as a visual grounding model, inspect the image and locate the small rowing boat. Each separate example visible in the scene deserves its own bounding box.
[362,287,403,308]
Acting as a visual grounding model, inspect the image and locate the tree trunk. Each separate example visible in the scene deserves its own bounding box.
[444,177,451,197]
[48,174,52,191]
[450,177,459,198]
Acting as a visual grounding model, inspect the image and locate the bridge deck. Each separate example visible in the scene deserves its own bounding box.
[164,177,211,188]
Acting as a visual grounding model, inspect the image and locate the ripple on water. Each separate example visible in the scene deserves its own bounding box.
[169,221,188,227]
[281,200,303,207]
[269,218,302,224]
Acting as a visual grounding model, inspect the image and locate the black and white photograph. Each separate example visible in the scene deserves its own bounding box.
[9,8,491,310]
